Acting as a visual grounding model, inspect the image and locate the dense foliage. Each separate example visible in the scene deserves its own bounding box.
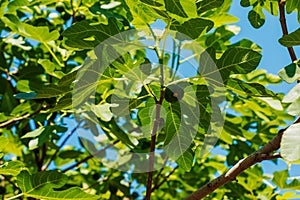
[0,0,300,199]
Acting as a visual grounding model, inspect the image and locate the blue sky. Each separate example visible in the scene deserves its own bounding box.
[229,0,299,93]
[229,0,300,182]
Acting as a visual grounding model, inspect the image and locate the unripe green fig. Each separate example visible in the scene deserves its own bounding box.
[164,85,184,103]
[56,6,65,13]
[61,12,71,20]
[75,14,86,22]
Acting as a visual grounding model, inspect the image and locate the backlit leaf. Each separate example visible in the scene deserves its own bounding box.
[17,171,99,200]
[281,124,300,162]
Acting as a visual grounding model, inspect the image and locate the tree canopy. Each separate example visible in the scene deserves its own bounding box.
[0,0,300,199]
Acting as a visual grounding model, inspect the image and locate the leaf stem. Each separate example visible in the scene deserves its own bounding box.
[43,42,64,67]
[172,40,182,81]
[61,140,120,173]
[42,122,82,171]
[278,0,297,62]
[5,193,24,200]
[0,107,43,128]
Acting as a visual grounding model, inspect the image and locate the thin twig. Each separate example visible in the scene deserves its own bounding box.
[151,165,179,192]
[5,193,24,200]
[42,122,82,171]
[278,0,297,62]
[0,108,42,128]
[153,156,169,187]
[61,140,120,173]
[2,175,19,191]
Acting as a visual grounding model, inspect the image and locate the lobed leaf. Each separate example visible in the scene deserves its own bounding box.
[279,28,300,47]
[278,62,300,83]
[281,124,300,162]
[17,171,99,200]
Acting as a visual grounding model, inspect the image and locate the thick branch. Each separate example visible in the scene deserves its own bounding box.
[185,129,285,200]
[186,118,299,199]
[278,0,297,62]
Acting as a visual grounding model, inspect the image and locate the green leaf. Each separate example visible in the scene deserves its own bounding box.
[99,120,135,147]
[164,103,181,145]
[38,59,65,79]
[248,9,265,29]
[164,101,195,170]
[176,148,194,171]
[0,0,9,18]
[0,136,9,151]
[231,69,282,85]
[226,79,276,97]
[20,24,60,43]
[91,103,118,122]
[16,71,76,99]
[283,84,300,103]
[209,14,239,28]
[170,18,214,39]
[281,123,300,162]
[0,161,27,176]
[63,18,122,49]
[283,84,300,116]
[278,62,300,83]
[22,126,67,150]
[125,0,168,27]
[17,171,99,200]
[2,14,59,42]
[258,97,283,110]
[21,126,45,139]
[0,133,23,156]
[196,0,224,15]
[277,192,300,199]
[286,0,300,23]
[272,170,288,188]
[286,179,300,190]
[216,47,262,80]
[14,92,37,100]
[49,93,72,112]
[279,28,300,47]
[164,0,188,18]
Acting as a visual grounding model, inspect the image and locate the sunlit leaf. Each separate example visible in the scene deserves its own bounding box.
[279,28,300,47]
[17,171,99,199]
[63,18,123,49]
[0,161,27,176]
[278,62,300,83]
[281,124,300,162]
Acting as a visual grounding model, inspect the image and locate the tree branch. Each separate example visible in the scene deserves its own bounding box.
[145,87,165,200]
[187,115,300,199]
[278,0,297,62]
[153,156,168,188]
[145,35,167,199]
[151,165,179,192]
[185,129,286,200]
[61,140,120,173]
[42,123,81,171]
[0,108,42,128]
